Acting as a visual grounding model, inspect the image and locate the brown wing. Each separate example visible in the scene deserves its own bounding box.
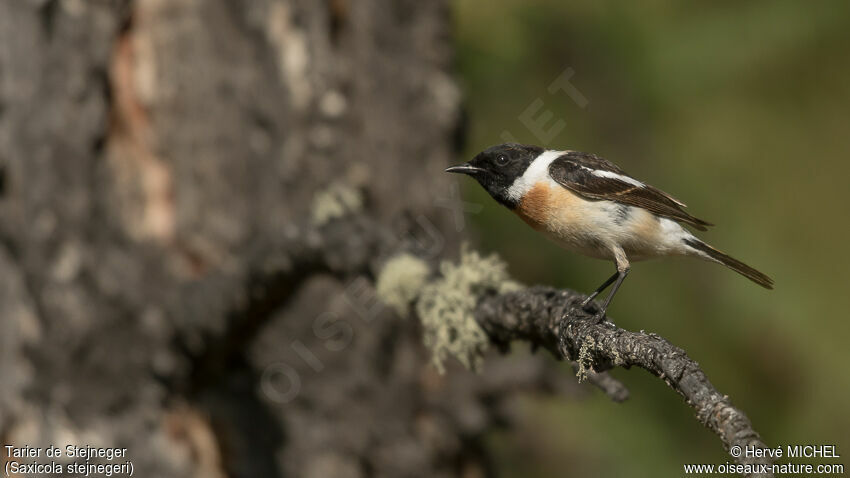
[548,152,713,231]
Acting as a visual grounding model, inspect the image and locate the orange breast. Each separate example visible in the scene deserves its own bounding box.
[514,182,582,230]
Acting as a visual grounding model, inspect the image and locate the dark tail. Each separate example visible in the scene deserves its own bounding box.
[683,238,774,289]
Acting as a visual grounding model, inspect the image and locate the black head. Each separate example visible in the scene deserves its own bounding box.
[445,143,543,208]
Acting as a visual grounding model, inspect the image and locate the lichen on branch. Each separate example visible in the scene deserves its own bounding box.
[377,246,520,372]
[375,253,430,317]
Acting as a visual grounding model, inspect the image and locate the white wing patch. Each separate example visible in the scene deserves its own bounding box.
[590,169,645,187]
[506,150,565,202]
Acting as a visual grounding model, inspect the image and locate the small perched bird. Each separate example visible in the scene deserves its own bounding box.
[446,143,773,320]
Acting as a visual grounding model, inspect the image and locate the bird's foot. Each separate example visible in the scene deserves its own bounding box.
[567,298,609,324]
[590,309,608,324]
[562,297,600,321]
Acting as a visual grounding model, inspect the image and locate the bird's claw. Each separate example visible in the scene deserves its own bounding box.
[561,299,607,324]
[562,300,593,319]
[590,310,607,324]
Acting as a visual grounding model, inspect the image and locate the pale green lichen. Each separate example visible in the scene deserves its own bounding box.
[375,254,431,317]
[415,245,521,373]
[611,347,625,367]
[311,183,363,226]
[576,335,597,382]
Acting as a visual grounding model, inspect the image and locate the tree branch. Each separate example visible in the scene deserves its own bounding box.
[476,285,773,477]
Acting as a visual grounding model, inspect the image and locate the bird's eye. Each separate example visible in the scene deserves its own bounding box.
[495,154,509,166]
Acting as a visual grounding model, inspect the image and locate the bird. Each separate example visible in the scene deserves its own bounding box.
[446,143,773,320]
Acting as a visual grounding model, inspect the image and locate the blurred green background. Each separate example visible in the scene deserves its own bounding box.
[452,0,850,476]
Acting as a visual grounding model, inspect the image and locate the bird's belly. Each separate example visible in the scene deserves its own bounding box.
[514,181,685,260]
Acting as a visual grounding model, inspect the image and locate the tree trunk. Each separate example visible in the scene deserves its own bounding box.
[0,1,542,477]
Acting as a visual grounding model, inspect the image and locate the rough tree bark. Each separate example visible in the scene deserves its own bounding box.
[0,1,577,477]
[0,1,769,477]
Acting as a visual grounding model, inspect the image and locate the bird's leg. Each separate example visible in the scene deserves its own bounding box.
[591,249,630,322]
[593,266,629,321]
[579,270,620,309]
[563,249,631,323]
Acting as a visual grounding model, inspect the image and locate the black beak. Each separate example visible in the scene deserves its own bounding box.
[445,163,485,175]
